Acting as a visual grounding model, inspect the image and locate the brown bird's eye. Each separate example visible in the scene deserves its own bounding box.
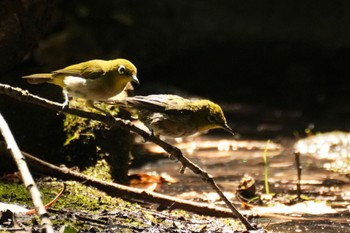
[118,65,126,74]
[208,115,216,123]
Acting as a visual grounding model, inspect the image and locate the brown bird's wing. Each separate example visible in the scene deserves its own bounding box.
[126,95,193,114]
[52,60,106,80]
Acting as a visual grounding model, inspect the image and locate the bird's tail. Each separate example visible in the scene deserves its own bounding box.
[22,73,53,84]
[118,99,139,119]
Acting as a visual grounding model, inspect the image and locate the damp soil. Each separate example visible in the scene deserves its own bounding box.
[130,133,350,233]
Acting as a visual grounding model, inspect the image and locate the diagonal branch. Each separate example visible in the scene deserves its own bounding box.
[0,83,257,231]
[0,113,54,233]
[0,147,237,218]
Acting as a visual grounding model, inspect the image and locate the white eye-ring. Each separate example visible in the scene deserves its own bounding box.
[118,65,126,74]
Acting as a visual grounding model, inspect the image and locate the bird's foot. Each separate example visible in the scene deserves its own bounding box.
[57,99,69,115]
[144,129,156,142]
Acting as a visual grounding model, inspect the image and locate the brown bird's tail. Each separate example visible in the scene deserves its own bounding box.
[22,73,53,84]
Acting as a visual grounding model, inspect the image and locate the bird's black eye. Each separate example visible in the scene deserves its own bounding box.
[118,65,126,74]
[208,115,216,123]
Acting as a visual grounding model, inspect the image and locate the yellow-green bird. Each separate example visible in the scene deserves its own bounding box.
[122,94,234,137]
[22,58,139,108]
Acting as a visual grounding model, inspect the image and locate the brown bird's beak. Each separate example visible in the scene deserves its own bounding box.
[222,123,235,136]
[131,75,140,85]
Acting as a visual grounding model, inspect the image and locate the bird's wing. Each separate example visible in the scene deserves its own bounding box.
[52,60,105,80]
[127,95,193,114]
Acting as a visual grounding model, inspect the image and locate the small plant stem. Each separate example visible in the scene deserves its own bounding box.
[263,139,270,194]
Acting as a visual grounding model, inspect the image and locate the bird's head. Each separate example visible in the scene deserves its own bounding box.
[112,59,139,85]
[195,100,234,135]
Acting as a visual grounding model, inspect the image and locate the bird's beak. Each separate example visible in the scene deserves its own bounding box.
[131,75,140,85]
[222,123,235,136]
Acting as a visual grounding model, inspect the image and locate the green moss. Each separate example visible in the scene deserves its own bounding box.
[0,182,32,206]
[63,99,119,146]
[63,110,97,147]
[0,180,133,212]
[82,159,113,181]
[61,99,131,183]
[49,181,129,212]
[0,180,244,231]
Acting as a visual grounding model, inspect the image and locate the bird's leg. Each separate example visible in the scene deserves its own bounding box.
[143,128,156,142]
[62,89,70,109]
[57,89,70,115]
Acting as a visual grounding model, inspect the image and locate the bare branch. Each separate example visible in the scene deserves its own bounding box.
[0,113,54,233]
[0,148,237,218]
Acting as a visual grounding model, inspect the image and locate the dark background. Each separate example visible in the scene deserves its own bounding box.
[2,0,350,144]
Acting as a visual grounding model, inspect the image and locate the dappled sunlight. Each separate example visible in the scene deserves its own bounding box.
[251,201,337,215]
[294,131,350,174]
[143,136,283,159]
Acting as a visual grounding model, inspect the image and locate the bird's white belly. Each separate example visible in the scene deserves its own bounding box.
[63,76,114,100]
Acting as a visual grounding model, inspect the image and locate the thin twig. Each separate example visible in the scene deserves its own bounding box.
[0,83,257,231]
[0,113,54,233]
[294,152,302,199]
